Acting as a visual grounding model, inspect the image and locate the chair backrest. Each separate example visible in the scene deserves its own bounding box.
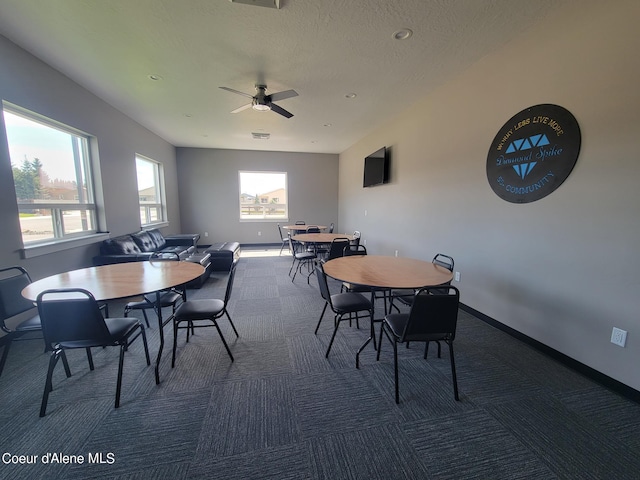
[307,225,321,233]
[36,289,112,347]
[402,286,460,343]
[295,221,306,225]
[329,223,335,233]
[277,223,286,240]
[0,266,37,326]
[314,262,332,304]
[432,253,454,272]
[343,244,368,256]
[326,238,350,261]
[223,261,237,306]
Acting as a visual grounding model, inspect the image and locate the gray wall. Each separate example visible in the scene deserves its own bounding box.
[338,1,640,389]
[175,148,339,245]
[0,35,181,281]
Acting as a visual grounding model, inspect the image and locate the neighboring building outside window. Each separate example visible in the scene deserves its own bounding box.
[2,103,98,247]
[239,171,287,221]
[136,155,166,227]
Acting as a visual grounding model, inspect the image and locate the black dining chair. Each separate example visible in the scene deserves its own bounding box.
[377,285,460,403]
[288,235,316,283]
[320,237,350,263]
[171,262,237,367]
[123,252,186,328]
[314,262,373,360]
[0,266,42,376]
[277,223,289,255]
[390,253,455,311]
[37,288,150,416]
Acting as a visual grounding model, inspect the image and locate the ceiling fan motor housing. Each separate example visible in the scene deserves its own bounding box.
[253,85,271,110]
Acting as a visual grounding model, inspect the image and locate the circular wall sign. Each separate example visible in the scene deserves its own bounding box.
[486,104,581,203]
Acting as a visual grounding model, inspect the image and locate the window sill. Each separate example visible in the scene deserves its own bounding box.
[142,221,169,230]
[21,232,110,259]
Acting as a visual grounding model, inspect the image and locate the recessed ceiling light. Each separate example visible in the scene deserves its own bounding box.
[148,74,163,81]
[345,93,357,99]
[392,28,413,40]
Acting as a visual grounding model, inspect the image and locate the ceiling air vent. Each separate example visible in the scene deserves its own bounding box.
[229,0,280,9]
[252,132,271,140]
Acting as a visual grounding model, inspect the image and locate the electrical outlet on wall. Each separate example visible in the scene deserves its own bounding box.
[611,327,627,347]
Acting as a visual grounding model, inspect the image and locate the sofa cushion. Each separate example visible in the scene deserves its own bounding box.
[132,230,164,252]
[100,235,142,255]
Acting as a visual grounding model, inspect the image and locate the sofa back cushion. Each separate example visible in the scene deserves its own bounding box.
[131,229,165,252]
[101,235,142,255]
[146,229,167,250]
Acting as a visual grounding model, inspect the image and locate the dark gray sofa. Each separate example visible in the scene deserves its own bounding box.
[93,229,212,287]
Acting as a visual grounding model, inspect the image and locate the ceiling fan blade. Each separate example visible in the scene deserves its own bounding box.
[269,103,294,118]
[219,86,254,99]
[269,89,298,102]
[230,103,253,114]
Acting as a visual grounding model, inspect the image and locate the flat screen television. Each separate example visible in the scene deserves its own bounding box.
[363,146,389,187]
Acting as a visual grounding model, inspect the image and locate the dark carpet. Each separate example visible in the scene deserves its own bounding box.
[1,249,639,479]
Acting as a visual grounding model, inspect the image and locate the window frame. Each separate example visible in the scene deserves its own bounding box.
[2,102,104,256]
[238,170,288,222]
[135,154,167,228]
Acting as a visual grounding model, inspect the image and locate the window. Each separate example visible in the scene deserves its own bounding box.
[3,104,97,246]
[239,171,287,221]
[136,155,166,227]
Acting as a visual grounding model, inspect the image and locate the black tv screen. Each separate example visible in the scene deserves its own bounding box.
[363,146,389,187]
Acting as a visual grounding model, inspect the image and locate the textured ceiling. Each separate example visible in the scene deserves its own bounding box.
[0,0,566,153]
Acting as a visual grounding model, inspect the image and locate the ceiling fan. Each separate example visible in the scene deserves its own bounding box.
[219,84,298,118]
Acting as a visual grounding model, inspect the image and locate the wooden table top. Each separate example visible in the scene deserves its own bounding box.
[292,233,354,243]
[282,225,327,232]
[22,261,205,302]
[322,255,453,289]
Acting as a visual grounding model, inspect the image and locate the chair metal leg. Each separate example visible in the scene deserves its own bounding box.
[393,338,400,404]
[213,321,234,362]
[114,344,126,408]
[140,325,151,365]
[0,338,12,377]
[315,302,328,334]
[225,310,239,337]
[85,347,95,370]
[448,341,459,401]
[325,314,341,358]
[40,349,62,417]
[172,319,180,368]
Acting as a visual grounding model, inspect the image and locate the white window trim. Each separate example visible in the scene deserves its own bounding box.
[238,170,289,223]
[3,101,103,254]
[136,154,167,227]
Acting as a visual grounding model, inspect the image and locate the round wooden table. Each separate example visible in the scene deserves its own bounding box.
[322,255,453,366]
[22,261,205,384]
[291,233,354,243]
[322,255,452,290]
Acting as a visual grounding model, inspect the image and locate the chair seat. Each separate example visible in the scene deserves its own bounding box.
[127,291,182,309]
[15,314,41,332]
[295,251,316,261]
[58,317,142,349]
[174,299,225,320]
[331,292,372,314]
[384,313,409,338]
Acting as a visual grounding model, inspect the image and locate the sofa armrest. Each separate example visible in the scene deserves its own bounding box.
[163,233,200,248]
